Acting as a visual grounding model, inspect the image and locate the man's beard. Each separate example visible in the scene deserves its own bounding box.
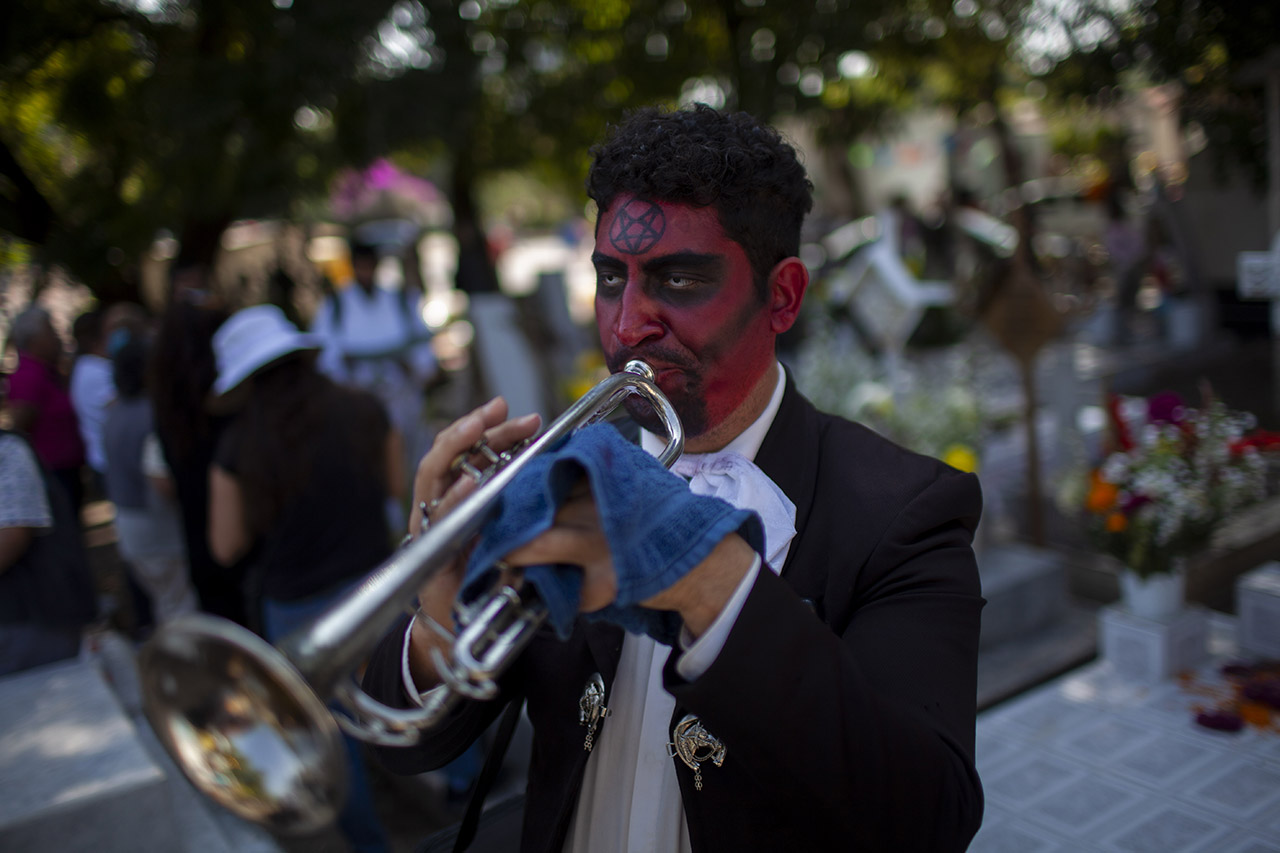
[606,348,708,439]
[622,391,707,439]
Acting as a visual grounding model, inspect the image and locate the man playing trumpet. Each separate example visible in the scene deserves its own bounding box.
[364,105,985,852]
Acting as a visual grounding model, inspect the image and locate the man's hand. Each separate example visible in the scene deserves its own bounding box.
[406,397,540,688]
[502,485,756,639]
[638,533,756,638]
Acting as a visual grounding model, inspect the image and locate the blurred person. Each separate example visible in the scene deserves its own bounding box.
[149,279,246,625]
[103,334,197,624]
[1103,192,1147,344]
[169,256,218,308]
[6,306,87,512]
[311,239,438,494]
[0,383,98,675]
[73,302,157,633]
[104,302,151,354]
[207,304,402,853]
[69,307,115,496]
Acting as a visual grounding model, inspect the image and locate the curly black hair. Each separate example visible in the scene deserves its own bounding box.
[586,104,814,299]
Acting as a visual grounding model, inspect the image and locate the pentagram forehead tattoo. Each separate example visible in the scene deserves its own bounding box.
[608,199,666,255]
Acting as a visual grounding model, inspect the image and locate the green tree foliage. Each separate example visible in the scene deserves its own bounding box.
[6,0,1267,302]
[1113,1,1277,186]
[0,0,475,301]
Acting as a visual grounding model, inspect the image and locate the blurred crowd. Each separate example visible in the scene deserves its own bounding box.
[0,235,460,840]
[0,239,450,851]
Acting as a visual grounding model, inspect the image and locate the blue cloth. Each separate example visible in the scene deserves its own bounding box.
[461,424,763,645]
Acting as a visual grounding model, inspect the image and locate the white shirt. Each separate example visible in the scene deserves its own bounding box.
[0,433,52,530]
[402,365,795,852]
[311,282,437,439]
[564,366,792,853]
[69,353,115,474]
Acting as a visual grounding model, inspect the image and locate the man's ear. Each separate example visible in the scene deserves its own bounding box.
[767,257,809,334]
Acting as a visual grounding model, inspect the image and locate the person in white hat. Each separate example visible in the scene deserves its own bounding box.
[206,303,401,853]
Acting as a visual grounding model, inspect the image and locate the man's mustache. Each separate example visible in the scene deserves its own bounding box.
[606,345,698,374]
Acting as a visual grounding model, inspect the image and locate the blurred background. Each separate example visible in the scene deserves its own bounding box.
[2,1,1279,851]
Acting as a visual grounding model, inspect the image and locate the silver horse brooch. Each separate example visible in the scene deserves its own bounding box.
[667,713,726,791]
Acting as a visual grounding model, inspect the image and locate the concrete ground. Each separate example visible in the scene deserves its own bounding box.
[973,615,1280,852]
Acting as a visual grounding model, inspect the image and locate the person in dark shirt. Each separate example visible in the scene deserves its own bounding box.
[148,272,244,625]
[206,303,402,853]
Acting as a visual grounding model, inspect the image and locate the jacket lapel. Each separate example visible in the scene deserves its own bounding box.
[584,620,626,685]
[753,370,821,578]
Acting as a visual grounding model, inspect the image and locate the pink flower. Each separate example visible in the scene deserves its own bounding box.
[1122,493,1152,514]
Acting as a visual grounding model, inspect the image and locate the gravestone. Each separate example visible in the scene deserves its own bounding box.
[530,270,589,409]
[1237,231,1280,419]
[1236,561,1280,658]
[978,543,1069,650]
[1237,231,1280,333]
[469,292,551,421]
[1098,604,1210,682]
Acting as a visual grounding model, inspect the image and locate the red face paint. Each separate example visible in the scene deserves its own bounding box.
[593,197,777,440]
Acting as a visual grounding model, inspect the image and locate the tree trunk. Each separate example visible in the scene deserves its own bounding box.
[717,0,750,112]
[450,141,499,295]
[177,218,230,269]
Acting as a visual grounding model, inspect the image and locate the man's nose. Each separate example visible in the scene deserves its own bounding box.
[613,283,664,347]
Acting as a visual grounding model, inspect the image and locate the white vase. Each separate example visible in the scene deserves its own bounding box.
[1119,564,1186,621]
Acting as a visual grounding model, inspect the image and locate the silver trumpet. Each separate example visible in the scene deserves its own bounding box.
[138,360,682,834]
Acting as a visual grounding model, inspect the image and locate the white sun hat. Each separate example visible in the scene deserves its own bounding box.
[210,304,320,399]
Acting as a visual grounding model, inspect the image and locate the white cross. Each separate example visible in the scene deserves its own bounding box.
[825,209,955,399]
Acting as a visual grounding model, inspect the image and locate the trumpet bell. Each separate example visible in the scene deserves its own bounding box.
[138,614,346,834]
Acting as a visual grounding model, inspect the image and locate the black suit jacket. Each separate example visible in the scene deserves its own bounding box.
[364,374,985,852]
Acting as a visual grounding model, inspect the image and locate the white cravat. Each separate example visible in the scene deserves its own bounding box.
[671,451,796,570]
[565,365,794,853]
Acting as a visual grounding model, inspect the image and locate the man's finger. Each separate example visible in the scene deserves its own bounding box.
[410,399,510,518]
[481,412,542,455]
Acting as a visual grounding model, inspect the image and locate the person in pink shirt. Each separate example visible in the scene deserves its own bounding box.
[6,306,87,511]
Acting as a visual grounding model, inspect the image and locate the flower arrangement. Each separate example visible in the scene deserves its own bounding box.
[792,317,986,471]
[1077,391,1276,578]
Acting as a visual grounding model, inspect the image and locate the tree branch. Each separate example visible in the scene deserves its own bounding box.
[0,133,56,245]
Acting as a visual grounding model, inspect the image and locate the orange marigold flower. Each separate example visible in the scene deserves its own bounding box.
[1085,472,1119,514]
[1240,702,1273,729]
[1105,511,1128,532]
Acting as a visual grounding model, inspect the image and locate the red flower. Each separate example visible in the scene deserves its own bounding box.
[1230,430,1280,455]
[1106,393,1133,452]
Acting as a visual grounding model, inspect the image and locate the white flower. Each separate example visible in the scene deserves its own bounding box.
[848,381,893,417]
